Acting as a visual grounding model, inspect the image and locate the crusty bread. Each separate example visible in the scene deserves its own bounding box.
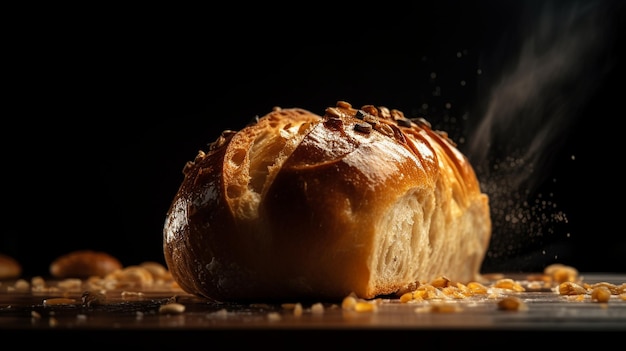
[49,250,123,279]
[163,101,491,302]
[0,254,22,280]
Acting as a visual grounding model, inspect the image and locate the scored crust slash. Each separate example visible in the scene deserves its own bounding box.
[162,101,492,302]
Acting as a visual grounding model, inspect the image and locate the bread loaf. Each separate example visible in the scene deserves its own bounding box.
[163,101,491,302]
[0,254,22,280]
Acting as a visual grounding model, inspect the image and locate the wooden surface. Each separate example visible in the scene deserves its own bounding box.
[2,273,625,338]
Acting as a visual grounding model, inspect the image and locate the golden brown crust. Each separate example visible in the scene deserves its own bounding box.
[163,101,491,302]
[0,254,22,280]
[49,250,123,279]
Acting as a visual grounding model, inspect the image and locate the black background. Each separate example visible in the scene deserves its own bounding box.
[4,0,625,278]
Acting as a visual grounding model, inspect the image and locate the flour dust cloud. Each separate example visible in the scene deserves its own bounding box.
[418,1,618,272]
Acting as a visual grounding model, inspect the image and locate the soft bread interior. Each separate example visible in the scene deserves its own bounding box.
[370,177,489,294]
[370,187,436,292]
[369,133,490,293]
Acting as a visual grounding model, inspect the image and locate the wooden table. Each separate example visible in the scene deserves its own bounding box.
[1,273,624,346]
